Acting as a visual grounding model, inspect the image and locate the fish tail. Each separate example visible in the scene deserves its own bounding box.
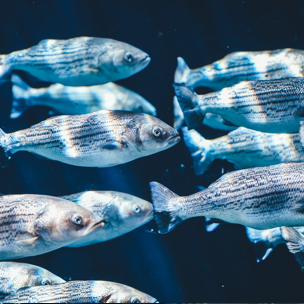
[0,129,12,168]
[173,83,204,129]
[245,227,273,262]
[182,127,213,175]
[0,55,9,86]
[205,218,220,232]
[174,57,191,84]
[173,96,184,130]
[149,181,183,234]
[11,74,32,119]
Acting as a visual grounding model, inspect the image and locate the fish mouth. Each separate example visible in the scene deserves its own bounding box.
[140,55,151,64]
[166,134,181,146]
[86,218,106,234]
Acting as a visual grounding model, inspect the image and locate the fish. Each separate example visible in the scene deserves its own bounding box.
[2,280,158,303]
[59,190,154,247]
[246,226,304,263]
[173,96,236,131]
[10,74,157,119]
[0,110,180,168]
[174,81,304,133]
[0,262,65,298]
[0,194,103,260]
[281,227,304,271]
[182,127,304,175]
[174,49,304,91]
[150,162,304,234]
[0,37,150,86]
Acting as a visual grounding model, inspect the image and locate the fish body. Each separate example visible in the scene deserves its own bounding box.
[174,49,304,91]
[174,80,304,133]
[60,191,154,247]
[0,37,150,86]
[11,75,156,119]
[0,194,103,260]
[182,127,304,175]
[2,280,157,303]
[0,262,65,298]
[0,110,180,168]
[150,162,304,234]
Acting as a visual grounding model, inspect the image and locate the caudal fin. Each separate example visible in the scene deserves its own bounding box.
[0,129,11,168]
[0,55,9,86]
[149,182,183,234]
[173,96,184,130]
[174,57,191,84]
[11,74,32,119]
[173,84,204,129]
[182,127,213,175]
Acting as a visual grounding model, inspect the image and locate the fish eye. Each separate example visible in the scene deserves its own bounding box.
[101,220,108,227]
[133,205,141,213]
[125,53,133,63]
[73,216,83,225]
[42,280,50,286]
[153,127,162,137]
[131,299,141,303]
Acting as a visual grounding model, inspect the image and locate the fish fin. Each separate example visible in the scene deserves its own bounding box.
[16,236,39,246]
[173,96,184,130]
[206,222,220,232]
[299,121,304,148]
[173,84,204,129]
[195,185,206,192]
[101,142,124,150]
[0,129,11,168]
[294,109,304,118]
[10,74,31,119]
[281,227,304,254]
[149,181,182,234]
[294,252,304,271]
[182,127,213,175]
[174,57,190,83]
[222,119,237,127]
[292,199,304,213]
[0,55,8,85]
[83,67,100,75]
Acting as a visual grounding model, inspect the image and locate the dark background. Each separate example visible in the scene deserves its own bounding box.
[0,0,303,302]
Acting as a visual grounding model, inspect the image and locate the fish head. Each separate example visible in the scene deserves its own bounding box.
[91,281,157,303]
[128,114,180,155]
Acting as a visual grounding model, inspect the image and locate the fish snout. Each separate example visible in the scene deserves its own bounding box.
[166,129,181,146]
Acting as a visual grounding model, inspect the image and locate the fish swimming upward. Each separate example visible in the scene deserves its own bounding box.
[174,49,304,91]
[0,194,103,260]
[11,74,157,119]
[2,280,158,303]
[174,80,304,133]
[0,110,180,168]
[60,190,154,247]
[182,127,304,175]
[150,162,304,234]
[0,37,150,86]
[0,262,65,298]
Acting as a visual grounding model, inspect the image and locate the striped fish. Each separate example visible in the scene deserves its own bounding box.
[0,194,103,260]
[174,80,304,133]
[182,127,304,175]
[150,162,304,233]
[10,74,157,119]
[0,110,180,168]
[0,262,65,298]
[0,37,150,86]
[2,280,158,303]
[60,191,154,247]
[174,49,304,91]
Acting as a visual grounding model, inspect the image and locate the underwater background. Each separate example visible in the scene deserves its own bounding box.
[0,0,304,302]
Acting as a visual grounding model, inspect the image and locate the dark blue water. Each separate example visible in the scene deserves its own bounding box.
[0,0,304,302]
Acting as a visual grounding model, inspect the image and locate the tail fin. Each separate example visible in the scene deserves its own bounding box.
[149,182,182,234]
[182,127,213,175]
[205,218,220,232]
[10,74,32,119]
[0,129,11,168]
[0,55,9,86]
[174,57,191,84]
[173,84,204,129]
[173,96,184,130]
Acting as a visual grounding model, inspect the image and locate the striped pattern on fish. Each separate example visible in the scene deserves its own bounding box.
[174,49,304,91]
[0,37,150,86]
[174,79,304,133]
[2,280,157,303]
[182,127,304,175]
[0,110,180,168]
[150,162,304,233]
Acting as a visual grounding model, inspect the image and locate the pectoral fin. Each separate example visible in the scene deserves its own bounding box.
[16,236,39,246]
[222,119,237,127]
[292,199,304,213]
[83,67,100,75]
[101,142,125,150]
[299,121,304,148]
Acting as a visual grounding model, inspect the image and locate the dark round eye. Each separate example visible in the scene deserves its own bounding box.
[131,299,140,303]
[133,205,141,213]
[73,216,83,225]
[125,53,133,62]
[153,128,162,137]
[42,280,50,286]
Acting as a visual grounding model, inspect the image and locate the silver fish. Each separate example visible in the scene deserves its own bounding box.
[0,194,103,260]
[174,49,304,91]
[2,280,158,303]
[182,127,304,175]
[173,96,236,131]
[0,262,65,298]
[174,81,304,133]
[150,162,304,234]
[0,110,180,168]
[10,74,157,119]
[0,37,150,86]
[60,191,154,247]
